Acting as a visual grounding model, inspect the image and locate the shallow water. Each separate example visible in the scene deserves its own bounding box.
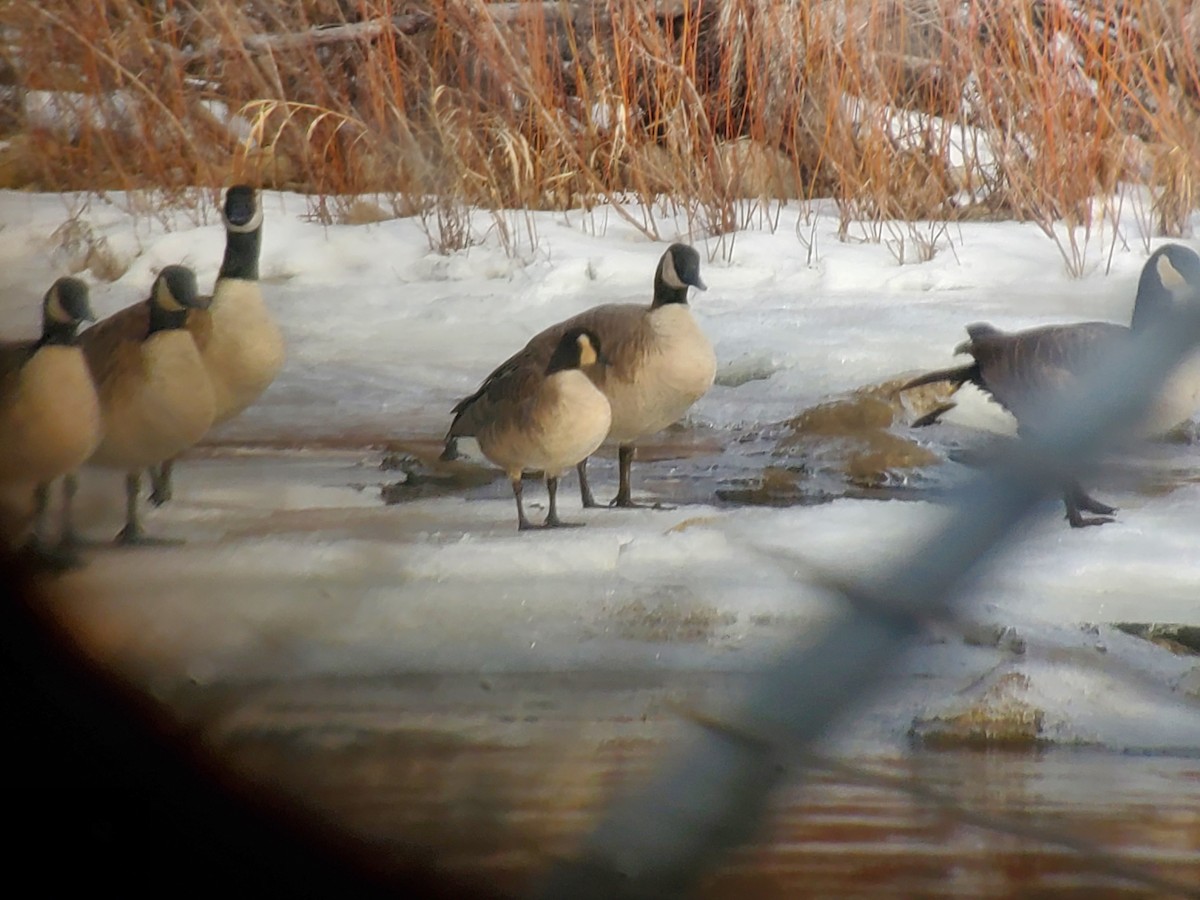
[37,433,1200,898]
[175,671,1200,898]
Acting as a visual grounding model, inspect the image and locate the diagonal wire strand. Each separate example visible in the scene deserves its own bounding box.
[749,539,1200,725]
[535,289,1200,899]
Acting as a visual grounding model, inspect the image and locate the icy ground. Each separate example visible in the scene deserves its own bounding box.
[3,188,1200,757]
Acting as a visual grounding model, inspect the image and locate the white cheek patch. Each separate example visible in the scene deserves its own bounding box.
[660,251,686,289]
[1158,253,1187,292]
[225,203,263,234]
[44,288,71,323]
[155,278,186,312]
[578,334,597,367]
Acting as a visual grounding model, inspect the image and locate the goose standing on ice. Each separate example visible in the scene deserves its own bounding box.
[75,265,216,544]
[462,327,612,530]
[0,277,101,563]
[150,184,284,505]
[444,242,715,508]
[903,243,1200,527]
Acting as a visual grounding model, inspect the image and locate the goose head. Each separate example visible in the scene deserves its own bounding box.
[1130,244,1200,333]
[42,276,95,335]
[149,264,209,333]
[653,243,707,307]
[546,327,607,374]
[223,184,262,233]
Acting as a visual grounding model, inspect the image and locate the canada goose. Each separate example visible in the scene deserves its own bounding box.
[903,243,1200,527]
[74,265,216,544]
[0,277,102,561]
[445,242,714,508]
[467,327,611,530]
[150,184,284,505]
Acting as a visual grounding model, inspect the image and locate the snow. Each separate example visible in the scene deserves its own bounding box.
[2,187,1200,757]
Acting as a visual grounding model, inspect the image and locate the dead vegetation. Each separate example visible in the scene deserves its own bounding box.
[0,1,1197,264]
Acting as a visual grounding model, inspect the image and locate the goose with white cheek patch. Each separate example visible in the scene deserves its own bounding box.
[150,184,284,505]
[444,242,715,508]
[0,277,102,563]
[74,265,216,545]
[470,327,612,530]
[904,243,1200,527]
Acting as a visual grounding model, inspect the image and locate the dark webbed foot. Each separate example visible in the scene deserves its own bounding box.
[544,516,585,528]
[148,462,174,507]
[116,470,183,545]
[115,525,184,546]
[608,495,675,510]
[1063,483,1117,528]
[1065,508,1115,528]
[1075,495,1117,516]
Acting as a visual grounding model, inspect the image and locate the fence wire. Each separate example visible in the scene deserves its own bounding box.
[536,286,1200,900]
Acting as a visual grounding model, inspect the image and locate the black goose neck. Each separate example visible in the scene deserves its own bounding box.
[220,227,261,281]
[37,318,81,347]
[148,301,189,335]
[651,270,690,309]
[545,347,576,375]
[1131,276,1169,334]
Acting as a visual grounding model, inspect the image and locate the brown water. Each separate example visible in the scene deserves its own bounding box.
[172,672,1200,899]
[36,437,1200,898]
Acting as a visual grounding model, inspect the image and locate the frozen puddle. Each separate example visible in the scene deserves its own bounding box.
[41,444,1200,760]
[35,444,1200,897]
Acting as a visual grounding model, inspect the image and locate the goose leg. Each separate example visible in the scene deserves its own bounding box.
[149,458,175,507]
[19,481,83,571]
[513,477,537,531]
[611,445,639,508]
[577,459,601,508]
[544,476,584,528]
[57,473,90,550]
[24,481,51,551]
[50,474,86,567]
[1063,481,1116,528]
[117,470,182,545]
[610,444,674,510]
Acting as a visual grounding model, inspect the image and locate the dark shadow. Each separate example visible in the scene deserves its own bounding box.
[0,548,508,898]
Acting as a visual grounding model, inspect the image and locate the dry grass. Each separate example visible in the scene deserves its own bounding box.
[0,0,1197,266]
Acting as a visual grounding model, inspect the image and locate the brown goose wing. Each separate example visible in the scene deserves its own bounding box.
[79,301,152,395]
[0,339,35,411]
[446,355,545,440]
[964,321,1127,425]
[446,303,642,439]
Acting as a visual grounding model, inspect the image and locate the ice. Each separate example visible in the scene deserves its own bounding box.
[3,187,1200,755]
